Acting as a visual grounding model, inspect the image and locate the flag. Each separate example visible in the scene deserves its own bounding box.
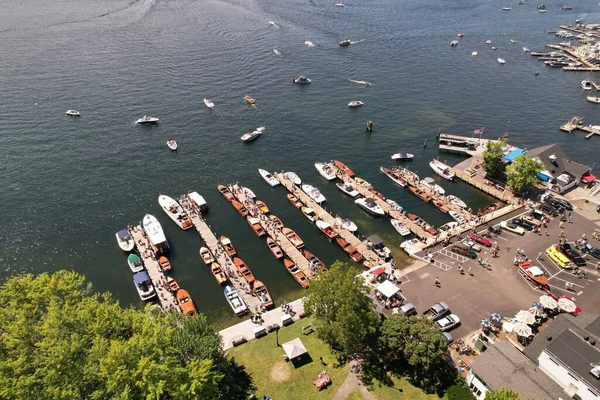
[474,128,484,135]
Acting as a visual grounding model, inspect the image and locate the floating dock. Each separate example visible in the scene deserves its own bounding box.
[560,116,600,139]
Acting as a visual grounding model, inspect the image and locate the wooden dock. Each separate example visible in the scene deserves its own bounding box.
[448,166,519,205]
[179,198,262,314]
[274,173,387,267]
[560,116,600,139]
[129,225,180,312]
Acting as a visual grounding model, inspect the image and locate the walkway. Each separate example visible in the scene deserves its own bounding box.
[331,361,376,400]
[450,167,519,205]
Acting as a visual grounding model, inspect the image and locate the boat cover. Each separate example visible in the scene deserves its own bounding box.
[377,280,400,298]
[367,235,384,246]
[133,271,151,284]
[117,229,130,238]
[188,191,207,207]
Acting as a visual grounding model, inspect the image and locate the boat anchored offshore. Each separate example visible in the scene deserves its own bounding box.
[241,127,265,142]
[293,76,311,84]
[258,169,280,186]
[166,140,178,151]
[498,58,506,64]
[523,47,530,52]
[348,100,364,107]
[315,162,336,180]
[158,195,193,230]
[391,151,414,160]
[355,197,385,216]
[429,160,455,180]
[65,109,80,116]
[224,285,248,316]
[115,229,135,252]
[391,219,411,236]
[302,184,326,203]
[339,39,351,46]
[143,214,169,253]
[244,95,256,105]
[203,98,215,108]
[135,115,159,124]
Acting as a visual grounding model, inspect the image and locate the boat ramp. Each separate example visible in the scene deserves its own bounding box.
[560,116,600,139]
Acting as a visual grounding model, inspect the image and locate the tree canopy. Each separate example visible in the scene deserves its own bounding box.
[506,155,543,193]
[447,382,476,400]
[482,139,507,179]
[485,388,521,400]
[0,270,252,400]
[303,261,380,362]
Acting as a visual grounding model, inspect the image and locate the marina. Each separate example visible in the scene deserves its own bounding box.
[560,116,600,139]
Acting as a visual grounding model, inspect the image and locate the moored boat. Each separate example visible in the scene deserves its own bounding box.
[284,259,309,288]
[127,253,144,272]
[199,247,215,265]
[439,221,459,232]
[303,249,327,272]
[177,289,197,316]
[315,162,337,180]
[336,237,363,262]
[355,197,385,216]
[354,177,373,189]
[116,229,135,252]
[407,213,437,235]
[477,201,504,217]
[247,216,266,237]
[371,189,385,200]
[348,100,363,107]
[267,237,284,259]
[287,193,303,209]
[282,227,304,248]
[65,109,80,116]
[217,185,234,201]
[135,115,159,124]
[133,271,156,301]
[432,199,449,213]
[231,199,249,217]
[269,214,284,229]
[380,166,408,187]
[253,280,274,309]
[333,160,355,177]
[587,96,600,104]
[143,214,170,253]
[582,81,593,90]
[158,194,193,230]
[316,220,338,239]
[391,151,414,160]
[293,76,312,84]
[386,199,403,212]
[224,285,248,316]
[187,190,208,213]
[421,177,445,195]
[302,184,326,204]
[449,210,468,223]
[158,256,171,272]
[219,236,236,257]
[258,169,280,186]
[338,217,358,233]
[233,257,256,285]
[283,171,302,185]
[167,277,180,291]
[446,195,467,209]
[301,206,318,222]
[336,182,360,197]
[429,160,455,181]
[255,200,270,214]
[210,262,228,285]
[391,219,411,236]
[408,186,432,202]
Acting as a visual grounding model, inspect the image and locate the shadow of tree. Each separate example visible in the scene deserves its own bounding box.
[221,358,256,399]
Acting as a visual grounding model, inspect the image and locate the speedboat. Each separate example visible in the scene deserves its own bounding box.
[167,277,180,291]
[502,6,511,10]
[510,39,517,44]
[283,171,301,185]
[303,249,326,272]
[203,98,215,108]
[355,197,385,216]
[224,285,248,316]
[562,4,572,10]
[391,151,414,160]
[242,186,256,199]
[143,214,169,253]
[380,166,408,187]
[582,80,593,90]
[497,58,506,64]
[391,219,411,236]
[450,40,459,46]
[177,289,197,316]
[486,40,492,44]
[518,0,525,3]
[247,216,266,237]
[233,257,256,285]
[335,2,344,6]
[115,229,135,252]
[135,115,159,124]
[294,76,312,84]
[244,95,256,105]
[538,9,546,13]
[336,182,360,198]
[282,227,304,248]
[333,160,355,177]
[301,206,318,222]
[336,237,362,262]
[287,193,303,209]
[339,39,351,46]
[199,246,215,265]
[253,280,274,309]
[386,199,403,212]
[429,160,455,180]
[337,217,358,232]
[217,184,234,201]
[158,194,192,230]
[472,51,478,56]
[315,162,336,180]
[273,48,282,56]
[159,256,171,272]
[267,237,284,259]
[406,213,437,235]
[587,96,600,104]
[523,47,530,52]
[449,210,468,223]
[457,32,464,37]
[220,236,236,257]
[446,195,467,209]
[241,128,263,142]
[127,253,144,272]
[421,177,445,195]
[65,109,80,116]
[284,259,309,288]
[304,40,315,47]
[166,140,177,151]
[316,220,338,239]
[439,221,459,232]
[258,169,280,186]
[133,271,156,301]
[302,184,326,203]
[348,100,364,107]
[269,215,284,229]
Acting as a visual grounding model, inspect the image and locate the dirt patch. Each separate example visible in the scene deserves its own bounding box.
[270,362,291,383]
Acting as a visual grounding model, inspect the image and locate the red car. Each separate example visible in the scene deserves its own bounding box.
[469,233,492,247]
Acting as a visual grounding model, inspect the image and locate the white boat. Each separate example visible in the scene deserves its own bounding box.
[421,177,445,195]
[446,195,467,209]
[348,100,364,107]
[187,190,208,213]
[65,109,80,116]
[224,285,248,316]
[273,48,282,56]
[355,197,385,216]
[241,129,263,142]
[284,171,301,185]
[348,79,373,86]
[293,76,312,84]
[143,214,169,253]
[115,229,135,252]
[304,40,315,47]
[335,2,344,6]
[449,210,467,223]
[502,7,511,10]
[391,219,411,236]
[242,186,256,199]
[582,80,593,90]
[538,9,546,13]
[497,58,506,64]
[523,47,530,52]
[301,207,318,222]
[472,51,478,56]
[429,160,455,180]
[439,221,459,232]
[510,39,517,44]
[337,217,358,232]
[166,140,177,151]
[302,184,326,204]
[135,115,159,124]
[258,169,280,187]
[127,253,144,273]
[315,162,336,180]
[400,238,420,250]
[450,40,459,46]
[133,271,156,301]
[386,199,403,212]
[391,151,414,160]
[203,98,215,108]
[587,96,600,104]
[158,195,192,230]
[486,40,492,44]
[336,182,360,198]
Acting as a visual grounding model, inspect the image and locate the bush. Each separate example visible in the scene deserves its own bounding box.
[447,383,476,400]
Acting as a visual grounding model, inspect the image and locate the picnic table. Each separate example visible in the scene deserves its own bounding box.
[313,370,331,391]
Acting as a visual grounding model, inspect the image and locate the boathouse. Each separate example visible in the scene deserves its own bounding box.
[525,144,592,193]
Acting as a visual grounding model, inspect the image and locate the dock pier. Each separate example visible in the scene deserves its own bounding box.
[560,116,600,139]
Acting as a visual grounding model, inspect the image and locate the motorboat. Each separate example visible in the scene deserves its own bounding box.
[267,237,284,259]
[210,262,228,285]
[336,182,360,198]
[177,289,197,316]
[477,201,503,217]
[446,195,467,209]
[498,58,506,64]
[339,39,351,46]
[241,128,263,142]
[167,277,180,292]
[166,140,177,151]
[287,193,303,209]
[518,0,524,3]
[220,236,236,257]
[233,257,256,285]
[391,219,411,236]
[587,96,600,104]
[284,171,301,185]
[355,197,385,216]
[354,177,373,189]
[315,162,336,180]
[255,200,269,214]
[421,177,445,195]
[65,109,80,116]
[523,47,530,52]
[400,238,420,251]
[510,39,517,44]
[429,160,455,181]
[133,271,156,301]
[337,217,358,233]
[301,206,318,222]
[582,80,594,90]
[472,51,478,56]
[199,246,215,265]
[282,227,304,248]
[158,194,192,230]
[158,256,171,272]
[334,2,344,6]
[380,166,408,187]
[224,285,248,316]
[371,189,385,200]
[253,280,274,309]
[258,169,280,186]
[284,259,309,288]
[187,190,208,213]
[486,40,492,44]
[561,4,572,10]
[244,95,256,105]
[203,98,215,108]
[457,33,464,37]
[333,160,355,177]
[518,262,549,287]
[302,184,326,203]
[449,210,468,223]
[538,9,546,13]
[247,216,266,237]
[242,186,256,199]
[231,198,248,216]
[293,76,312,84]
[218,184,234,201]
[135,115,159,124]
[450,40,459,46]
[269,215,284,229]
[386,199,403,212]
[336,237,362,262]
[143,214,169,253]
[432,199,449,213]
[391,151,414,160]
[366,234,391,260]
[127,253,144,272]
[348,100,364,107]
[115,229,135,252]
[273,48,282,56]
[439,221,459,232]
[408,186,432,202]
[348,79,373,86]
[303,249,326,272]
[406,213,437,235]
[502,7,511,10]
[316,220,338,239]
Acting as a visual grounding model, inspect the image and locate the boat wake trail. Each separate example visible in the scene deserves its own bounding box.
[348,79,373,86]
[304,40,316,47]
[268,20,280,29]
[350,39,365,45]
[273,49,282,56]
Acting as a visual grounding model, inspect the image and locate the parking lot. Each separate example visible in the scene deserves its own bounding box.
[399,206,600,339]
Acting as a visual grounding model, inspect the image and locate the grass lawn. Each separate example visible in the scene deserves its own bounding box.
[345,388,364,400]
[366,374,446,400]
[227,317,349,400]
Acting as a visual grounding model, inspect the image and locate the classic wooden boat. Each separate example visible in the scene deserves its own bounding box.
[380,166,408,187]
[354,177,372,189]
[432,199,449,213]
[219,236,236,257]
[282,227,304,248]
[244,95,256,105]
[224,285,248,316]
[284,258,309,288]
[370,189,385,200]
[233,257,256,285]
[210,262,228,285]
[303,249,327,272]
[333,160,355,177]
[218,185,234,202]
[301,206,318,222]
[199,247,215,265]
[408,186,432,202]
[519,262,549,288]
[177,289,197,316]
[256,200,270,214]
[158,256,172,271]
[267,237,284,259]
[253,279,274,309]
[287,193,303,209]
[447,195,467,209]
[316,220,338,239]
[167,277,180,291]
[477,201,504,217]
[269,215,284,229]
[247,216,266,237]
[336,237,363,262]
[406,213,437,235]
[231,199,249,217]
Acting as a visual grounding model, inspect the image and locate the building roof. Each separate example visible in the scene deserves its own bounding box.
[526,143,590,178]
[471,341,566,399]
[376,280,400,298]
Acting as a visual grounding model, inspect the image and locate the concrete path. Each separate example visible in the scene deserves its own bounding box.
[331,361,376,400]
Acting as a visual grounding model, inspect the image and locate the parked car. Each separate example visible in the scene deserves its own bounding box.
[500,220,525,235]
[545,245,572,269]
[545,194,573,211]
[522,215,542,226]
[450,244,477,259]
[512,218,534,231]
[559,243,586,266]
[545,199,565,213]
[397,303,417,317]
[422,302,450,321]
[469,233,492,247]
[464,240,482,252]
[539,203,559,217]
[582,243,600,260]
[436,314,461,331]
[442,332,454,344]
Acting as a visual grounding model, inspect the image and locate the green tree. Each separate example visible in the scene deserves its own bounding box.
[0,270,253,400]
[447,382,476,400]
[482,139,507,179]
[506,155,543,194]
[485,388,521,400]
[303,261,380,362]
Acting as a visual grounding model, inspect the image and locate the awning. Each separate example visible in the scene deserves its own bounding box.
[502,148,528,163]
[282,338,308,359]
[376,280,400,298]
[581,173,596,183]
[133,271,151,284]
[367,235,384,246]
[370,266,385,276]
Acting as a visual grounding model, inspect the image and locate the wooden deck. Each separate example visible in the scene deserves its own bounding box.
[129,225,180,312]
[448,167,519,205]
[560,116,600,139]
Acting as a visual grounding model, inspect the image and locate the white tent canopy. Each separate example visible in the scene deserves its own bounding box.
[376,280,400,298]
[282,338,308,360]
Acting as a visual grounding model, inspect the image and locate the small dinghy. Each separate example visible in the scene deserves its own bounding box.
[391,219,411,236]
[258,169,280,186]
[166,140,177,151]
[203,98,215,108]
